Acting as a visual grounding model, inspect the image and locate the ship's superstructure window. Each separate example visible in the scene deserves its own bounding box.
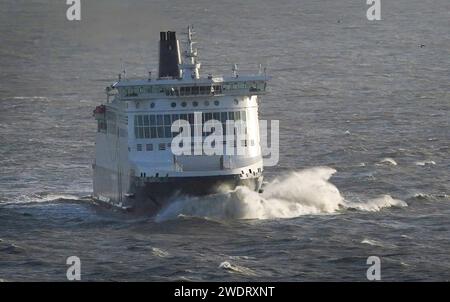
[146,143,153,151]
[137,144,142,151]
[178,85,222,96]
[119,80,265,98]
[134,110,248,139]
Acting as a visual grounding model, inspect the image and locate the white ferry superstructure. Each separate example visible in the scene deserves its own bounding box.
[93,27,268,212]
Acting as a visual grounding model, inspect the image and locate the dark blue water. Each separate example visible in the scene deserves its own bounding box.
[0,0,449,281]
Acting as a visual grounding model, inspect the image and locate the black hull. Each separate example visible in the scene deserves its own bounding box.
[127,175,262,214]
[93,166,263,215]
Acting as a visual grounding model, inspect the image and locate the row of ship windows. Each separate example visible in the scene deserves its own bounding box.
[121,82,265,97]
[134,111,247,139]
[123,85,222,97]
[135,111,247,126]
[134,140,256,152]
[133,99,241,109]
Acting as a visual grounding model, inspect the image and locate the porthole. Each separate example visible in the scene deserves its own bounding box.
[171,102,176,108]
[150,102,155,108]
[234,99,239,105]
[193,101,198,107]
[214,100,220,106]
[204,100,210,106]
[181,102,187,107]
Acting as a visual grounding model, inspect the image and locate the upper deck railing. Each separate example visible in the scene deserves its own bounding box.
[111,74,267,100]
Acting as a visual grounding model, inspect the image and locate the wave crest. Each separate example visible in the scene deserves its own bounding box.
[156,167,407,222]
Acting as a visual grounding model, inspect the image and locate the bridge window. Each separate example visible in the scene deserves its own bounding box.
[134,110,248,139]
[220,112,227,123]
[164,115,171,125]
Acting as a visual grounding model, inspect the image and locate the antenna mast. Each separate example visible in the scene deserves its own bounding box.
[180,25,201,79]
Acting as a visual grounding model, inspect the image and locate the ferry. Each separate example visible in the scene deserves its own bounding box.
[93,26,268,213]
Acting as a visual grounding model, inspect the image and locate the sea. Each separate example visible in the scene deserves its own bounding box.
[0,0,449,281]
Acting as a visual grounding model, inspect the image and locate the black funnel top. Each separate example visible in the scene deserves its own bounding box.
[159,31,181,78]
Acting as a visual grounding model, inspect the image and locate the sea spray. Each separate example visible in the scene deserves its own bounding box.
[156,167,343,221]
[155,167,407,222]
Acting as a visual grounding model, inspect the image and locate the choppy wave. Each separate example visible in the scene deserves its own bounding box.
[1,193,86,206]
[151,247,170,258]
[412,192,449,201]
[9,96,49,101]
[156,167,407,222]
[0,239,26,254]
[377,158,398,166]
[361,239,383,246]
[361,238,398,249]
[415,160,436,166]
[219,261,257,276]
[345,195,407,212]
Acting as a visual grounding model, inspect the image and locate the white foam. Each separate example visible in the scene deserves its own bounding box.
[151,247,169,258]
[415,160,436,166]
[361,239,382,246]
[360,238,398,249]
[156,167,344,221]
[219,261,257,276]
[344,195,407,212]
[156,167,407,222]
[377,158,398,166]
[11,96,49,100]
[3,193,81,205]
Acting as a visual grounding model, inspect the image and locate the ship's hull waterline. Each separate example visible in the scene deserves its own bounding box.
[93,170,263,215]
